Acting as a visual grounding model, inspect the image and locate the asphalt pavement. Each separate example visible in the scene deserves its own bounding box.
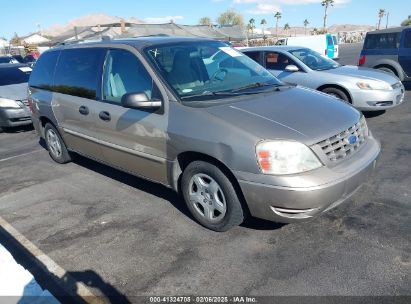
[0,43,410,302]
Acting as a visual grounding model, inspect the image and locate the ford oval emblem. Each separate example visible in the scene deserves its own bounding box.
[348,135,357,145]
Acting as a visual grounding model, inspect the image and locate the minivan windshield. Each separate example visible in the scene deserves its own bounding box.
[145,41,283,101]
[289,48,340,71]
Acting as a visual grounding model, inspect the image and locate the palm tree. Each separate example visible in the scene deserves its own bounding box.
[321,0,334,30]
[303,19,309,35]
[274,12,282,40]
[249,18,256,38]
[284,23,290,37]
[261,19,267,44]
[377,9,386,30]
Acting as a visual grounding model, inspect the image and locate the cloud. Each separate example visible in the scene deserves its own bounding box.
[247,3,281,15]
[234,0,351,15]
[143,16,184,23]
[235,0,350,4]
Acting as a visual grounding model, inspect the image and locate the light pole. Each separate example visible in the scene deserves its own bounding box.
[386,12,390,29]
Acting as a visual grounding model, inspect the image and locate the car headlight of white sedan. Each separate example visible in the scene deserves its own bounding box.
[0,98,21,108]
[356,80,392,91]
[256,140,323,175]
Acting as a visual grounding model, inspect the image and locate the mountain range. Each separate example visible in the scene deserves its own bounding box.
[40,13,375,38]
[42,13,145,37]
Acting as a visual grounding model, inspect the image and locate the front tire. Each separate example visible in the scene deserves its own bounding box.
[321,87,350,102]
[181,161,245,232]
[44,123,71,164]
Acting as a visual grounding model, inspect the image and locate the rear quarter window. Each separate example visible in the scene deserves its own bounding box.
[29,51,59,90]
[364,32,401,49]
[53,48,106,99]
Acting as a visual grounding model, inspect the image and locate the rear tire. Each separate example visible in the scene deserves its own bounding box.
[377,66,397,77]
[181,161,245,232]
[44,123,71,164]
[321,87,350,102]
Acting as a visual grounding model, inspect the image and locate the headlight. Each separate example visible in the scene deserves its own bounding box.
[0,98,21,108]
[256,140,322,175]
[356,80,391,91]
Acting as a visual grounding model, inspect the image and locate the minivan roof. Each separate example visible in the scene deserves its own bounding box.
[366,26,411,35]
[51,36,217,51]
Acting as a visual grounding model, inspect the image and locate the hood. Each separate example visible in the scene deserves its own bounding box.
[324,65,399,85]
[205,86,361,146]
[0,83,28,101]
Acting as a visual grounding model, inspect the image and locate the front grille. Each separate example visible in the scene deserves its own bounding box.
[317,116,368,162]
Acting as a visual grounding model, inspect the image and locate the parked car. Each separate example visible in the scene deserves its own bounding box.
[23,54,37,67]
[0,56,19,64]
[276,34,338,59]
[0,64,32,128]
[29,38,380,231]
[12,55,25,63]
[359,26,411,81]
[241,46,405,111]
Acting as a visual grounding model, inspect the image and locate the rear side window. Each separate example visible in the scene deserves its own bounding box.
[243,51,262,65]
[332,36,337,45]
[404,31,411,48]
[0,66,31,86]
[54,48,105,99]
[29,51,59,90]
[364,33,401,49]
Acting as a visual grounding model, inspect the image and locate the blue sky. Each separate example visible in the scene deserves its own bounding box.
[1,0,409,39]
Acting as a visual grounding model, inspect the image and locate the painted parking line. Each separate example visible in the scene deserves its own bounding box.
[0,149,44,162]
[0,215,105,304]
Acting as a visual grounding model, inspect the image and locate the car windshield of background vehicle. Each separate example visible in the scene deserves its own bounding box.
[289,48,340,71]
[0,67,31,86]
[145,41,282,101]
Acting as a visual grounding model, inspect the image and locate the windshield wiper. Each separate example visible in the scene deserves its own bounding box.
[180,90,240,100]
[229,82,281,93]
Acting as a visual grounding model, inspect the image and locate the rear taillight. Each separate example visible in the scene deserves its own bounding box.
[358,55,366,66]
[325,49,328,56]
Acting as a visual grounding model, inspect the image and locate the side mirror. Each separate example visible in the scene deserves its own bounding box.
[285,65,299,72]
[121,92,161,110]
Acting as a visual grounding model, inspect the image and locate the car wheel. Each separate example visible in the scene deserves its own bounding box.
[322,87,350,102]
[44,123,71,164]
[181,161,245,232]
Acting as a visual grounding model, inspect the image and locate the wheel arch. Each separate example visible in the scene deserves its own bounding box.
[374,64,399,77]
[170,151,250,216]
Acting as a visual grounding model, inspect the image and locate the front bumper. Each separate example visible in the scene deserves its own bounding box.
[351,84,405,111]
[0,107,32,127]
[235,137,380,223]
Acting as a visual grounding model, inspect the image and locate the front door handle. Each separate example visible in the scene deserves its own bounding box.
[79,106,89,115]
[99,111,111,122]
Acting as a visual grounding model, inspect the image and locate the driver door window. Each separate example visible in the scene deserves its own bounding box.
[102,49,156,104]
[265,52,297,70]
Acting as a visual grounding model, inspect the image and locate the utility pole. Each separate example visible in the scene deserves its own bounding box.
[386,12,390,29]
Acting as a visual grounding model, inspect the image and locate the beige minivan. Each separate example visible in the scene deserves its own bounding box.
[29,37,380,231]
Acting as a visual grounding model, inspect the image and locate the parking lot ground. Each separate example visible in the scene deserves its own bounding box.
[0,45,410,302]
